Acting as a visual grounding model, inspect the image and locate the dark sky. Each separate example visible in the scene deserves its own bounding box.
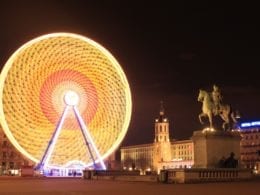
[0,1,259,146]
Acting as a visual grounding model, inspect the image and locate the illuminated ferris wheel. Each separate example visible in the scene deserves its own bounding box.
[0,33,132,171]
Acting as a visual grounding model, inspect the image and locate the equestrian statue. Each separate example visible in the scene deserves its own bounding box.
[197,85,237,131]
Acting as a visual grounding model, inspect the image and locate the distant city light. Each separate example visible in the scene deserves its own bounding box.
[240,121,260,128]
[172,158,183,161]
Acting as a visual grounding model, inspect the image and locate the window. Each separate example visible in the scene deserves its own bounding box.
[9,162,14,169]
[2,141,7,147]
[10,152,15,158]
[2,162,6,167]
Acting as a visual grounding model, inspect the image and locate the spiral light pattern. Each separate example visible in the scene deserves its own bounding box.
[0,33,132,167]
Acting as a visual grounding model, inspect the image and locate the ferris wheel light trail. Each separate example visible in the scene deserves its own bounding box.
[0,33,132,173]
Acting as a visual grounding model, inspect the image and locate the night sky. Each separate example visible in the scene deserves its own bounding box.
[0,1,259,147]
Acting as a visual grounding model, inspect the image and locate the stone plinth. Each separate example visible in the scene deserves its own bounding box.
[191,130,241,168]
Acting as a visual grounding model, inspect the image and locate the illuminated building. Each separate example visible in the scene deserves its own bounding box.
[0,33,132,176]
[0,126,34,175]
[171,140,194,168]
[121,144,154,172]
[238,121,260,173]
[121,104,194,173]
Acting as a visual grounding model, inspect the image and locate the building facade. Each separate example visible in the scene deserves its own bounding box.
[239,121,260,173]
[121,143,154,172]
[0,126,34,175]
[171,140,194,169]
[121,105,194,174]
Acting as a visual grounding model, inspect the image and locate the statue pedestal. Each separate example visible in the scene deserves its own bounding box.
[191,130,241,168]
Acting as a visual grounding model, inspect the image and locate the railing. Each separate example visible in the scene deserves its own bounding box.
[198,170,238,178]
[164,168,252,183]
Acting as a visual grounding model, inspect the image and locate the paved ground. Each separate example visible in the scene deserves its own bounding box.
[0,177,260,195]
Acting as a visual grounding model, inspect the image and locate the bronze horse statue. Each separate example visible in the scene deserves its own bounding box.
[197,89,236,131]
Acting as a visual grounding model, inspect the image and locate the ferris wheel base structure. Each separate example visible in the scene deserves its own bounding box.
[0,33,132,177]
[36,91,106,176]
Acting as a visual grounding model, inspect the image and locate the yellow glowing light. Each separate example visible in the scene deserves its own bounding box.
[64,91,79,106]
[202,127,215,133]
[0,33,132,167]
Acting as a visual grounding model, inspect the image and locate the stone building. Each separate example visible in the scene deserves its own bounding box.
[0,126,34,175]
[121,105,194,174]
[170,139,194,168]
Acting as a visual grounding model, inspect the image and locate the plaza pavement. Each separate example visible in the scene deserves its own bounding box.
[0,177,260,195]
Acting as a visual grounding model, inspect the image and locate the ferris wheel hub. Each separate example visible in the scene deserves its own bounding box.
[64,90,79,106]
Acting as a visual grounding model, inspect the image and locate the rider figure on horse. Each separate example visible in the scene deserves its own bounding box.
[211,84,222,116]
[198,85,237,131]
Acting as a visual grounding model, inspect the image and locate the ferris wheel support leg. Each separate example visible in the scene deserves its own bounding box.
[73,106,106,170]
[37,106,69,171]
[80,125,97,169]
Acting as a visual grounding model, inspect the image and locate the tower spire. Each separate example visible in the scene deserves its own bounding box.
[160,101,164,116]
[157,101,167,123]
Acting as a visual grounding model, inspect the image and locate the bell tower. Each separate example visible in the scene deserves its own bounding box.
[154,102,170,143]
[153,101,171,172]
